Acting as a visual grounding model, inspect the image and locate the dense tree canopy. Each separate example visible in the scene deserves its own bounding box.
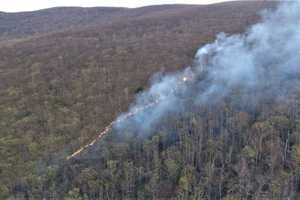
[1,1,295,199]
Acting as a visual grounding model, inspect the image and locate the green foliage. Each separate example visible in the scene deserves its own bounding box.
[164,158,180,180]
[0,184,10,199]
[242,145,256,159]
[66,188,82,200]
[178,175,189,192]
[292,144,300,164]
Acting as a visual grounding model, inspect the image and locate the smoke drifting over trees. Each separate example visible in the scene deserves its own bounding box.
[115,1,300,135]
[4,1,300,199]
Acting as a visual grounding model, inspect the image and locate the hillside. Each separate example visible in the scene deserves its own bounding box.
[0,7,127,41]
[0,3,251,42]
[1,1,293,199]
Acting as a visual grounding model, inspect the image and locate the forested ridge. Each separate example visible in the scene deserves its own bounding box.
[3,1,300,199]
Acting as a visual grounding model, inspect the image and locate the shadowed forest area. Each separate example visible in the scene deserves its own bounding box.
[2,1,300,199]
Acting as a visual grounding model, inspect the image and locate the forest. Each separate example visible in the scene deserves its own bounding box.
[2,1,300,200]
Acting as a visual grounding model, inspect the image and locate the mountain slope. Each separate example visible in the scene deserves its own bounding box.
[0,7,126,41]
[0,1,280,199]
[0,3,240,42]
[0,1,273,42]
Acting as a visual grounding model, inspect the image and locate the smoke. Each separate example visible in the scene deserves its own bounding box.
[114,1,300,134]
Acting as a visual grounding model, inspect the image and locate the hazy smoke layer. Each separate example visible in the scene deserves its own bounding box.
[115,1,300,134]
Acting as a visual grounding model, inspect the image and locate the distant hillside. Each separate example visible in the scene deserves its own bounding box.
[0,7,126,41]
[0,4,223,41]
[0,2,274,41]
[0,1,279,199]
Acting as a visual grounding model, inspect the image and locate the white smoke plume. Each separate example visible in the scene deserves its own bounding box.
[114,1,300,134]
